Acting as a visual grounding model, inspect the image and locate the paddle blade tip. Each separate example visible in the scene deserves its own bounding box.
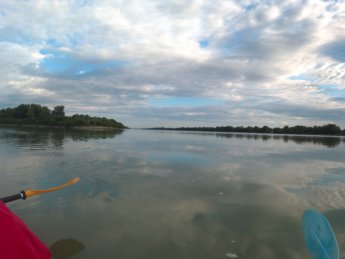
[63,177,80,187]
[71,177,80,184]
[303,209,339,259]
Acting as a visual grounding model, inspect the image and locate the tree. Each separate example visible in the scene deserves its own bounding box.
[0,104,127,128]
[14,104,29,119]
[52,106,65,117]
[38,106,51,124]
[26,105,35,123]
[262,125,272,133]
[39,106,51,118]
[320,124,342,135]
[30,104,42,118]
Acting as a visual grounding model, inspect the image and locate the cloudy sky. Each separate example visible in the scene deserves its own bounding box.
[0,0,344,128]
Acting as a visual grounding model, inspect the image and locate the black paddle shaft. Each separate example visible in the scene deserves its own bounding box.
[0,191,26,203]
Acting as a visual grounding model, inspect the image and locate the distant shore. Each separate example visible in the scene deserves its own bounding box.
[148,124,345,136]
[0,104,128,129]
[0,124,126,131]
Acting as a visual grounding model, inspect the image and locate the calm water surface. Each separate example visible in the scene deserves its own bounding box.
[1,127,345,259]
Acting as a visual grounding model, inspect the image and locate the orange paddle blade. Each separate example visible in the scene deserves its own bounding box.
[25,177,80,198]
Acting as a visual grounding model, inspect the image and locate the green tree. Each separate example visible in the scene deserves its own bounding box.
[14,104,29,119]
[262,125,272,133]
[38,106,51,124]
[26,105,35,123]
[321,124,342,135]
[52,106,65,117]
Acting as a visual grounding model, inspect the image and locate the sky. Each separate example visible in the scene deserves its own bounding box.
[0,0,345,128]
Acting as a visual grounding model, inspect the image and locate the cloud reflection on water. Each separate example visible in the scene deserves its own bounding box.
[1,128,345,258]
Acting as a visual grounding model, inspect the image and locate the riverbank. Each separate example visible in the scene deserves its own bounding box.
[0,104,128,129]
[0,124,126,131]
[148,124,345,136]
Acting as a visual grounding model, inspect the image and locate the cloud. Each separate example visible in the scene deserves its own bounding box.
[320,38,345,62]
[0,0,345,127]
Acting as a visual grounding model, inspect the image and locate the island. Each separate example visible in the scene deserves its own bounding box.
[0,104,128,130]
[149,124,345,136]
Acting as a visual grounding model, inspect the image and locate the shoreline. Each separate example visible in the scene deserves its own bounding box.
[0,124,126,131]
[146,128,345,138]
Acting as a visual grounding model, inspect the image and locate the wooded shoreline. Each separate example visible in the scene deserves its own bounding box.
[149,124,345,136]
[0,104,128,129]
[0,124,126,131]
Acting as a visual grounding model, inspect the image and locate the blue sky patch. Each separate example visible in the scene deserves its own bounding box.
[318,84,344,97]
[46,38,64,48]
[199,40,209,48]
[39,49,127,76]
[288,74,315,82]
[242,3,258,11]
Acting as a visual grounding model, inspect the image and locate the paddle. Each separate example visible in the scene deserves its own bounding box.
[303,209,339,259]
[0,177,80,203]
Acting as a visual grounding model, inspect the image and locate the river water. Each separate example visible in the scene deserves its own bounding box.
[1,127,345,258]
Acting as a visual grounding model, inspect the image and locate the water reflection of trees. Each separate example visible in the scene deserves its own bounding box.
[181,132,344,148]
[67,129,124,142]
[0,127,124,150]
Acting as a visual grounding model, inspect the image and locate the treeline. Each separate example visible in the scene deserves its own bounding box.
[151,124,345,136]
[0,104,127,129]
